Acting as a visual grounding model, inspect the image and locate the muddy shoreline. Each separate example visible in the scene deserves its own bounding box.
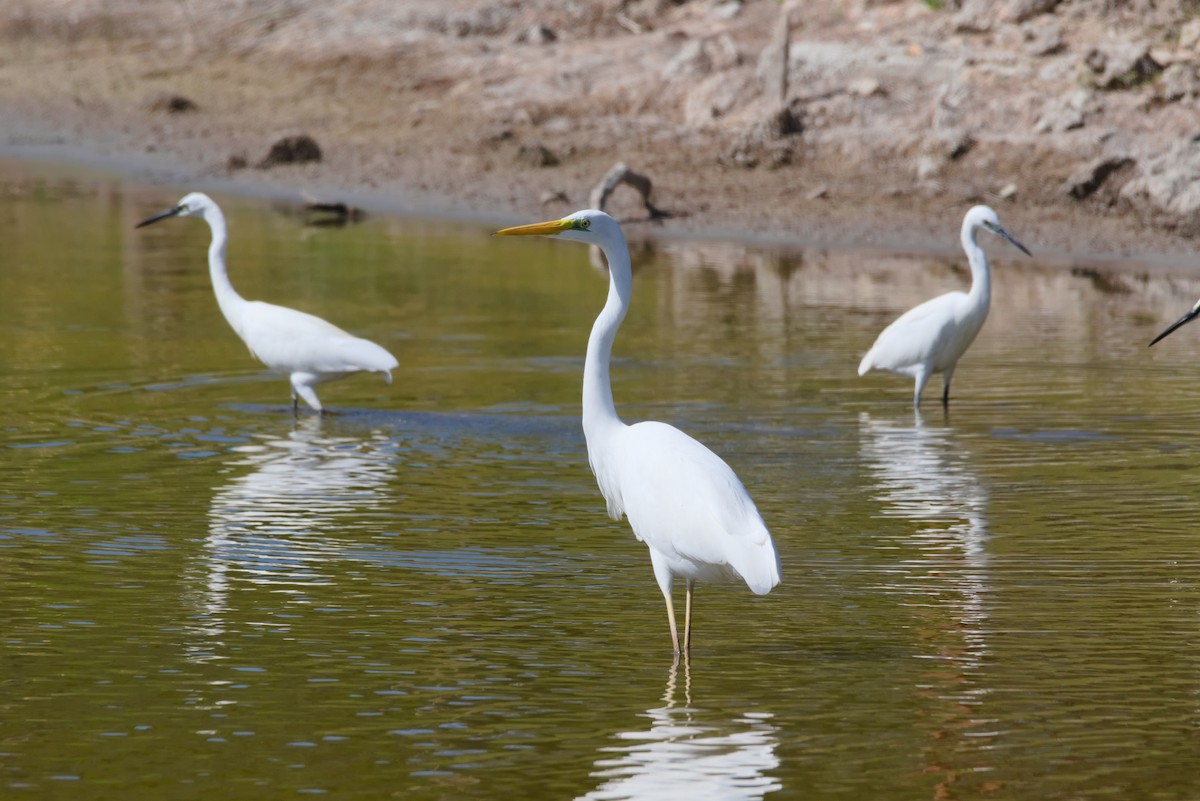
[5,1,1200,268]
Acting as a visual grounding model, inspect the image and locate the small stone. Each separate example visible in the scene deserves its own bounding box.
[916,154,942,181]
[1150,48,1188,66]
[766,146,793,169]
[1121,140,1200,220]
[483,128,514,144]
[540,190,568,204]
[953,0,994,33]
[541,116,573,135]
[935,128,974,160]
[710,33,743,70]
[663,39,711,81]
[1063,155,1134,200]
[515,143,558,168]
[1022,19,1063,57]
[806,185,828,200]
[847,77,883,97]
[727,148,758,169]
[1035,88,1095,133]
[226,154,248,170]
[997,182,1018,200]
[1180,18,1200,52]
[1005,0,1062,23]
[684,73,753,125]
[1160,62,1200,102]
[1084,49,1107,74]
[916,128,973,181]
[258,135,322,168]
[515,24,556,44]
[146,93,197,114]
[711,1,742,20]
[1083,41,1162,90]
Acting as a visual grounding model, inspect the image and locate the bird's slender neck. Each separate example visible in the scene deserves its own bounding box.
[583,234,633,442]
[202,205,247,324]
[962,224,991,307]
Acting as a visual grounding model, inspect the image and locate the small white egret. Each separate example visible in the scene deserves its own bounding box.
[495,210,781,655]
[857,205,1031,410]
[1149,298,1200,348]
[136,192,398,414]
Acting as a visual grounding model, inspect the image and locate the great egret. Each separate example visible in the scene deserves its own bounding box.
[136,192,398,413]
[857,205,1031,410]
[1149,298,1200,348]
[495,210,781,655]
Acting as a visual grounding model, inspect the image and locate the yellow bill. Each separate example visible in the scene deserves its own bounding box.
[493,218,573,237]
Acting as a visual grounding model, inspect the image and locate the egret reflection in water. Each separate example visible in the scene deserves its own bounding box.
[858,412,989,657]
[858,412,993,790]
[578,659,781,801]
[859,413,988,564]
[184,416,396,659]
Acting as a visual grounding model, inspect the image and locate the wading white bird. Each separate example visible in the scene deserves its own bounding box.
[857,205,1031,410]
[495,210,780,655]
[136,192,398,414]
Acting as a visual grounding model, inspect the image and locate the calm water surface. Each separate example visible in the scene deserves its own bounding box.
[4,160,1200,799]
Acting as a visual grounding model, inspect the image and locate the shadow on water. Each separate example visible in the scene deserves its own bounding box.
[224,403,583,443]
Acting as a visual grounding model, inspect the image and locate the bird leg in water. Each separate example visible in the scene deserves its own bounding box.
[942,366,956,410]
[661,586,681,655]
[290,374,324,415]
[684,580,695,654]
[912,366,931,411]
[291,392,299,417]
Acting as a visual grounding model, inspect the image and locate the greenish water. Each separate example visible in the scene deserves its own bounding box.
[4,159,1200,799]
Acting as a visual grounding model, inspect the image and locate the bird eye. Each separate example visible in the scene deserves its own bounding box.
[581,219,590,229]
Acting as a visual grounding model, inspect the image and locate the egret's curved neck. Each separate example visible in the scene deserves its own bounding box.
[962,225,991,308]
[583,235,633,441]
[202,205,247,324]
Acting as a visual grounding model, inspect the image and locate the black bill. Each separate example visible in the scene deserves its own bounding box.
[1149,307,1200,347]
[135,206,183,229]
[997,225,1032,257]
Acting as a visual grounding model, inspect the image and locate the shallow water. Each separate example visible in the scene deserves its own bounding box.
[4,158,1200,799]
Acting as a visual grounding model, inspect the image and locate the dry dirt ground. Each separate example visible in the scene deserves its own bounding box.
[4,0,1200,261]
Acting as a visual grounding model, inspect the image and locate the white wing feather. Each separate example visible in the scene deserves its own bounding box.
[602,421,780,595]
[232,301,398,376]
[859,291,971,375]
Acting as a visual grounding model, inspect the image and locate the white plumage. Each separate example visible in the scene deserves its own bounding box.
[496,209,780,655]
[858,205,1030,410]
[601,422,778,596]
[137,192,397,413]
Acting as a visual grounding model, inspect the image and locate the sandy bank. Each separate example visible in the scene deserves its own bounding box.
[4,0,1200,265]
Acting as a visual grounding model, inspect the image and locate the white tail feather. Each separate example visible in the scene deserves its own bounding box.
[858,351,874,376]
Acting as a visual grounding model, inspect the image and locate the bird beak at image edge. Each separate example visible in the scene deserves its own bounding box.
[135,206,183,229]
[493,218,571,237]
[1149,306,1200,347]
[998,226,1032,257]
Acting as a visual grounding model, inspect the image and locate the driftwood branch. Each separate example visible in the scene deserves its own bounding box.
[586,162,668,271]
[589,162,666,220]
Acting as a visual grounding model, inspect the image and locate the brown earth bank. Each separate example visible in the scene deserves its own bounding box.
[6,0,1200,263]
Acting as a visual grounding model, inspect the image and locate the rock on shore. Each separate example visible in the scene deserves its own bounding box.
[4,0,1200,253]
